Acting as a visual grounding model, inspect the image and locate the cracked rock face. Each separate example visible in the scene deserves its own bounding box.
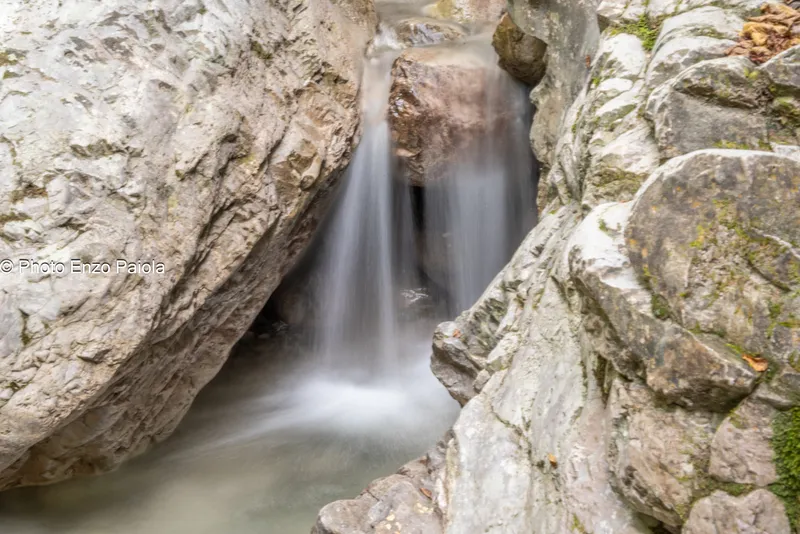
[317,0,800,532]
[683,490,792,534]
[0,0,374,489]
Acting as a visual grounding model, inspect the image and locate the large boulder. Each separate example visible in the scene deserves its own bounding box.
[492,13,548,86]
[388,45,512,186]
[0,0,374,488]
[626,150,800,389]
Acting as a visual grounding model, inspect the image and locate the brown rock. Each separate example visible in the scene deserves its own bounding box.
[388,45,511,186]
[492,13,548,86]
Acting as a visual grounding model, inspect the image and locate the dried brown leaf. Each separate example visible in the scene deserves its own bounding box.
[743,354,769,372]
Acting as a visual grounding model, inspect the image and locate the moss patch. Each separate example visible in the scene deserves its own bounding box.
[0,212,30,225]
[9,185,47,203]
[610,14,662,51]
[713,140,758,150]
[570,514,589,533]
[651,293,671,320]
[771,407,800,529]
[0,49,24,67]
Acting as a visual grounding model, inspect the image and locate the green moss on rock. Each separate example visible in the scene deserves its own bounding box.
[771,407,800,529]
[651,293,671,320]
[610,15,662,51]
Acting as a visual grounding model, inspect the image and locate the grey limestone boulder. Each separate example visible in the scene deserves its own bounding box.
[0,0,375,489]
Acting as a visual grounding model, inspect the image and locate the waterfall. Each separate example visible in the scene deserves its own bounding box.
[310,36,537,377]
[419,42,537,311]
[314,51,414,379]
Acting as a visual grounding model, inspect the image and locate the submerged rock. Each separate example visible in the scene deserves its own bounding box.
[0,0,374,489]
[393,18,468,48]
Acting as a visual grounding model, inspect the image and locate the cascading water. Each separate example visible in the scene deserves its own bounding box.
[314,49,411,378]
[419,41,537,311]
[0,5,538,533]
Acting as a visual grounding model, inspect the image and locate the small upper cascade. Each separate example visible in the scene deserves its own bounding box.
[275,2,538,377]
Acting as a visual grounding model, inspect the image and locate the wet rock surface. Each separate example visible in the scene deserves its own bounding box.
[491,13,547,86]
[388,45,510,186]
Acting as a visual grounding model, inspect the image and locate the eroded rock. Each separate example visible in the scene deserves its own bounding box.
[762,45,800,96]
[626,150,800,395]
[607,379,718,527]
[683,490,792,534]
[571,203,758,411]
[0,0,374,489]
[646,58,769,157]
[312,455,444,534]
[709,399,778,486]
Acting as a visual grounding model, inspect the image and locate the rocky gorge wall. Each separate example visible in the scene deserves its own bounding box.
[0,0,375,489]
[315,0,800,533]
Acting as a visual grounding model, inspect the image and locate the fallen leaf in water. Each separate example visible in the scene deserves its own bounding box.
[452,329,461,338]
[548,454,558,468]
[743,354,769,372]
[420,487,432,499]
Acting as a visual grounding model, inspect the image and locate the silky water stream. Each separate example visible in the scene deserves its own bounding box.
[0,5,536,533]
